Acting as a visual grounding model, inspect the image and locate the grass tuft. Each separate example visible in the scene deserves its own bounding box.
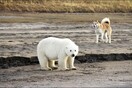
[0,0,132,13]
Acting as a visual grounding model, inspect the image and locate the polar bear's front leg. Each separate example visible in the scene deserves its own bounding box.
[67,57,76,70]
[58,57,69,70]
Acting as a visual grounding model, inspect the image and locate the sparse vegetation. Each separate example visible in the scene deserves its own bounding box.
[0,0,131,13]
[0,13,131,23]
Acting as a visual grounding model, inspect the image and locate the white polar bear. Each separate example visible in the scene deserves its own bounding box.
[37,37,79,70]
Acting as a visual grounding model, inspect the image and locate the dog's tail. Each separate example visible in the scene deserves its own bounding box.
[101,17,110,25]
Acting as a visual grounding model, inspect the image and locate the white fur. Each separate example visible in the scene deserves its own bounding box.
[37,37,79,70]
[101,17,110,24]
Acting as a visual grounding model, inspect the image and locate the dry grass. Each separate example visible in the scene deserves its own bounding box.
[0,13,131,23]
[0,0,132,13]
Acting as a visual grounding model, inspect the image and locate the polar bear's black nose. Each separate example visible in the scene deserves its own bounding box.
[71,54,75,57]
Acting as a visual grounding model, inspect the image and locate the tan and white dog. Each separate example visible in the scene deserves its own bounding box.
[92,18,112,43]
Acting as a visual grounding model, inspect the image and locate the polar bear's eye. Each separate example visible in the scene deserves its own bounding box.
[75,50,76,52]
[70,50,72,52]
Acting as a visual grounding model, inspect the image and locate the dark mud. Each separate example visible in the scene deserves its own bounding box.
[0,53,132,69]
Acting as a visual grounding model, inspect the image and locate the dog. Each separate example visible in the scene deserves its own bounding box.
[92,17,112,43]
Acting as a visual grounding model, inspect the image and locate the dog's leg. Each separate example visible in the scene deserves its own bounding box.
[101,33,104,42]
[108,30,112,43]
[105,32,108,43]
[96,34,99,43]
[108,35,111,43]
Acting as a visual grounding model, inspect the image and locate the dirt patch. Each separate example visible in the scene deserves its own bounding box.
[0,61,132,87]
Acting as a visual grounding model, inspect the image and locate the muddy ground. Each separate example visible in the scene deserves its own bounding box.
[0,61,132,87]
[0,13,132,87]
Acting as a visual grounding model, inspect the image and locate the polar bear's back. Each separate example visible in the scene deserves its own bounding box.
[38,37,73,47]
[37,37,74,59]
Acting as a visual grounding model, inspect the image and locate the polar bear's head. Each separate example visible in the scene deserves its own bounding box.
[65,43,79,58]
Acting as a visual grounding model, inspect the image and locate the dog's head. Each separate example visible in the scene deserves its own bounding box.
[92,20,100,29]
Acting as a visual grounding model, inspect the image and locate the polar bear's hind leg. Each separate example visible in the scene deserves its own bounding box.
[37,52,52,70]
[49,60,58,69]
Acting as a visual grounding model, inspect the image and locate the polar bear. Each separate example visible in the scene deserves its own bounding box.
[37,37,79,70]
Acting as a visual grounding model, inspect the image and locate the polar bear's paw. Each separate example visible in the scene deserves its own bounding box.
[58,68,70,71]
[71,67,77,70]
[52,66,58,70]
[65,68,70,71]
[40,67,52,71]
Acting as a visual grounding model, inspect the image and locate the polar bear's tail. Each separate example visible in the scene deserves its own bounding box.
[101,17,110,25]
